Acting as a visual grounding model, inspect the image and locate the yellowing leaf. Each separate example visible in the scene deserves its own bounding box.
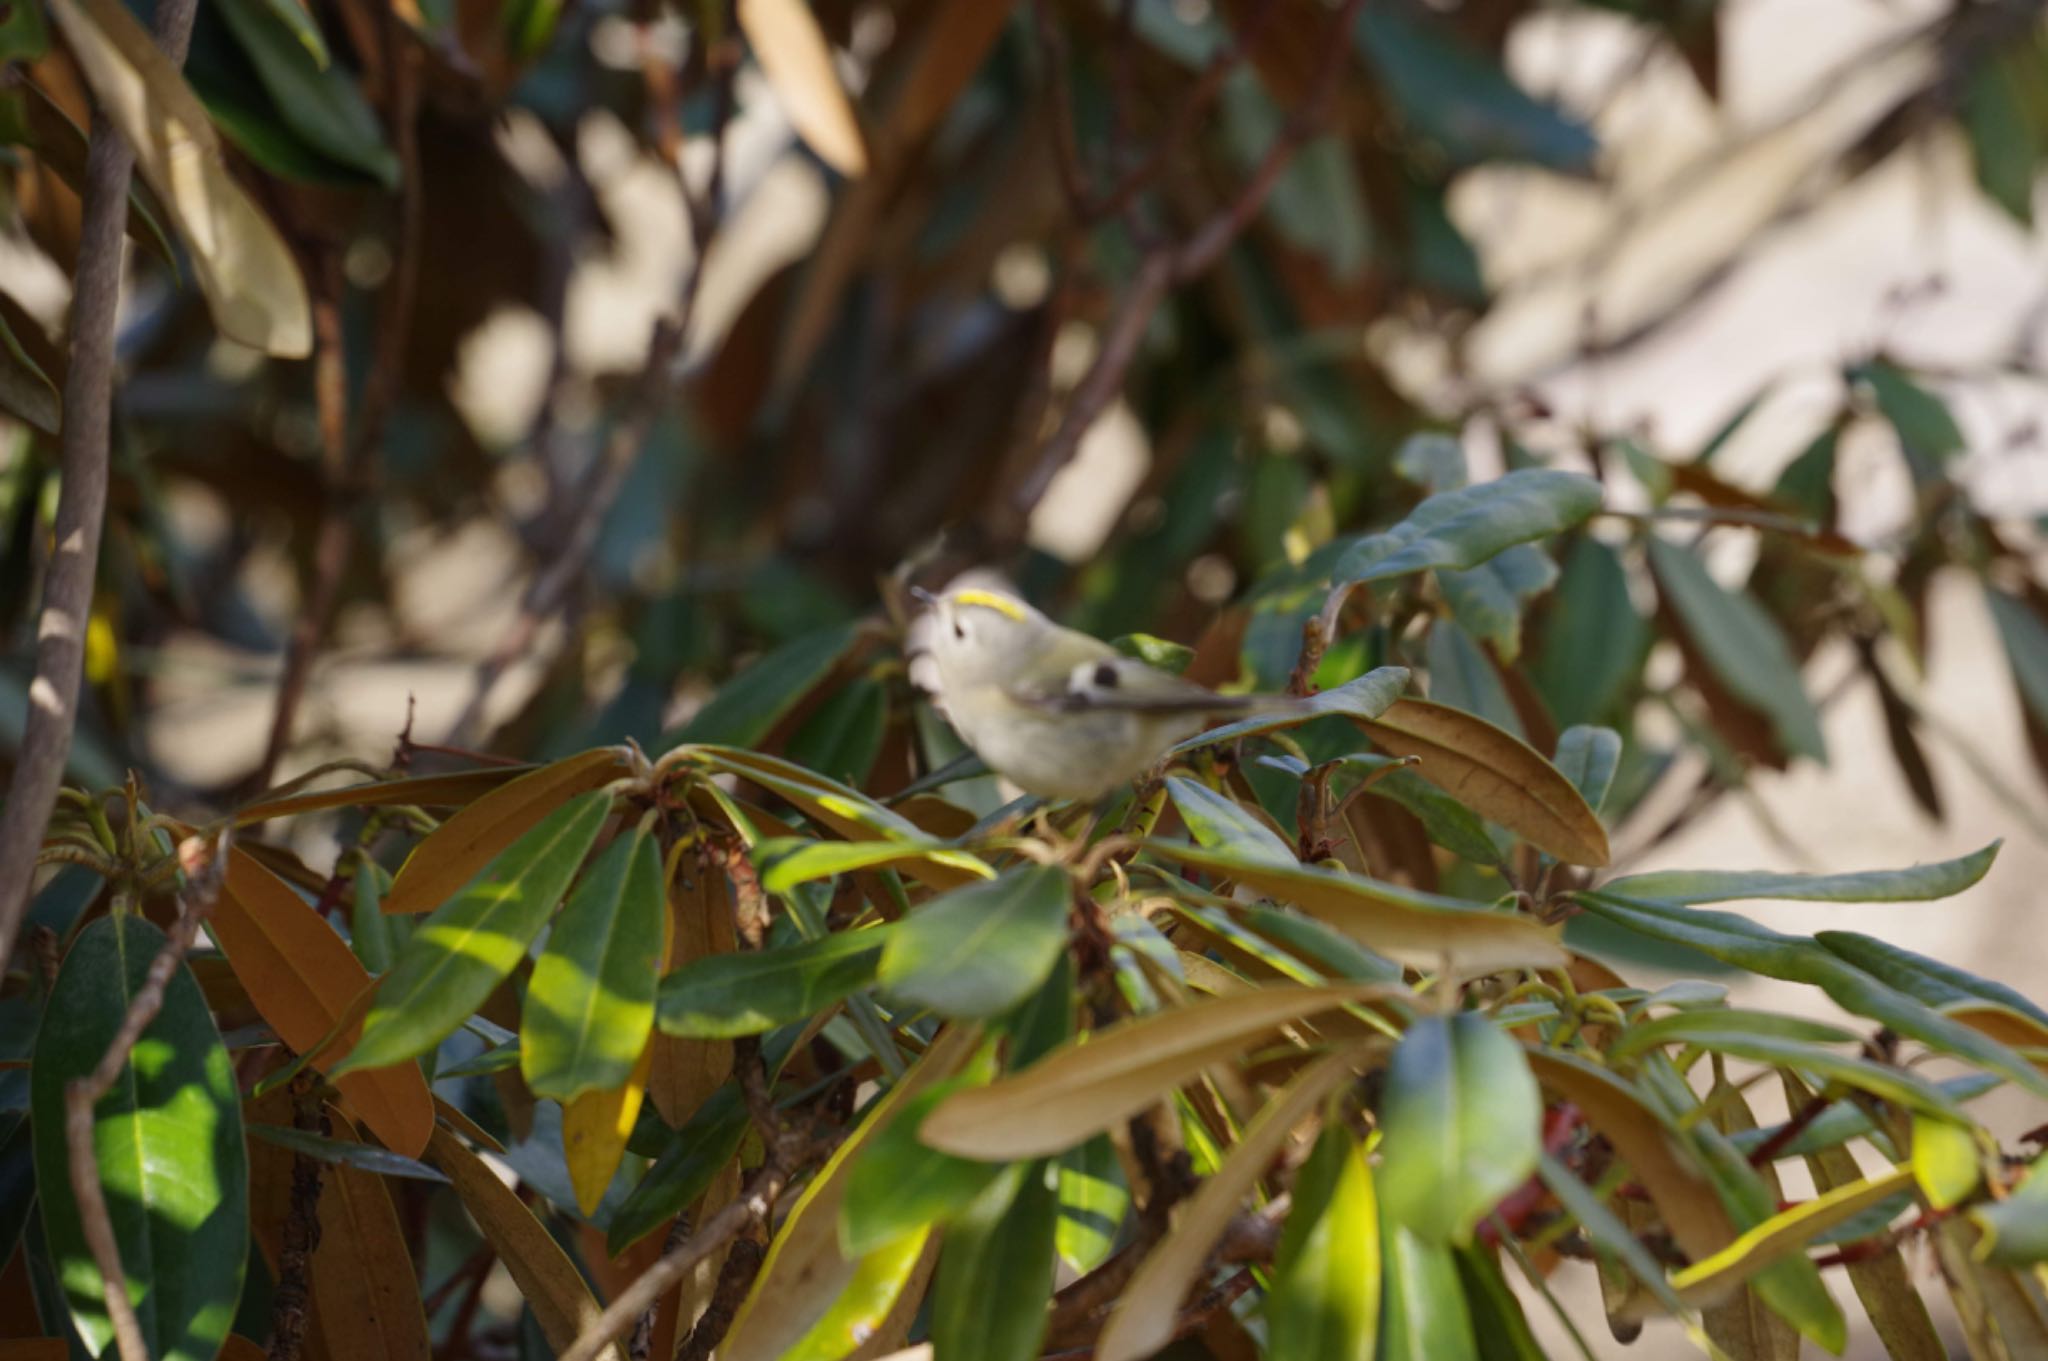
[1359,698,1610,865]
[429,1126,624,1361]
[207,842,434,1157]
[45,0,311,355]
[1671,1165,1914,1304]
[563,1043,652,1216]
[383,748,628,916]
[720,1025,982,1361]
[1097,1047,1366,1361]
[921,983,1399,1161]
[738,0,868,176]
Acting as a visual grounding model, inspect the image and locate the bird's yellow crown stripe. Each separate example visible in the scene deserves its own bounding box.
[951,589,1028,621]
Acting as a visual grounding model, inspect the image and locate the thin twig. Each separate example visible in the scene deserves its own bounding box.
[0,0,202,983]
[557,1160,794,1361]
[65,830,226,1361]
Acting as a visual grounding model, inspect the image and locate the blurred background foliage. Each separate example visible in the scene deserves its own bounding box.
[2,0,2045,827]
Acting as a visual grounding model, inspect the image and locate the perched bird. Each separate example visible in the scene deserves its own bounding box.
[906,581,1288,801]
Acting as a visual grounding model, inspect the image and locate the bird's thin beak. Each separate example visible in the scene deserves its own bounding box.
[908,586,938,607]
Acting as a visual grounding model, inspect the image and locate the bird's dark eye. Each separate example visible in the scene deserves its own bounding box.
[1093,662,1119,688]
[953,622,966,640]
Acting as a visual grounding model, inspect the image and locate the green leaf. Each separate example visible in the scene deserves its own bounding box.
[1337,470,1603,589]
[1553,725,1622,813]
[1455,1244,1546,1360]
[1986,586,2048,731]
[349,856,397,974]
[1531,537,1647,729]
[1378,1208,1478,1361]
[1607,1007,1860,1061]
[1173,666,1411,752]
[1638,1029,1968,1122]
[1235,901,1404,984]
[1729,1074,1999,1161]
[334,790,611,1075]
[245,1123,448,1182]
[1055,1135,1128,1274]
[754,837,992,894]
[1575,892,2048,1102]
[1111,633,1195,674]
[1363,767,1506,867]
[779,1226,933,1361]
[1438,544,1558,662]
[1394,432,1468,491]
[0,307,60,434]
[1961,45,2042,224]
[664,622,861,748]
[840,1045,1006,1258]
[1972,1150,2048,1264]
[1812,929,2048,1030]
[1911,1113,1982,1211]
[521,817,665,1101]
[606,1083,750,1254]
[879,866,1071,1020]
[1377,1012,1541,1245]
[1356,7,1598,172]
[0,0,50,61]
[658,929,886,1038]
[1165,776,1296,867]
[212,0,398,184]
[1605,841,1999,906]
[1647,535,1827,763]
[32,915,248,1361]
[1852,360,1965,484]
[1425,618,1523,738]
[1269,1122,1379,1361]
[929,1159,1060,1361]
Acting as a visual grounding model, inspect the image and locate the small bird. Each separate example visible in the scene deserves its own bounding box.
[907,581,1288,801]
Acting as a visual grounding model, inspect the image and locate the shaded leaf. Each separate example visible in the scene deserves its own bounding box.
[428,1127,622,1361]
[1647,536,1826,764]
[1174,666,1411,752]
[928,1159,1059,1361]
[1337,470,1603,588]
[841,1044,1005,1257]
[1972,1150,2048,1265]
[1531,537,1648,730]
[244,1123,447,1182]
[1553,725,1622,813]
[298,1107,432,1361]
[1097,1047,1366,1361]
[1055,1135,1128,1274]
[212,0,396,183]
[1166,776,1297,867]
[665,623,861,748]
[658,928,887,1038]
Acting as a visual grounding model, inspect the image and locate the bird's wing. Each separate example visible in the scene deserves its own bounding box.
[1008,655,1261,717]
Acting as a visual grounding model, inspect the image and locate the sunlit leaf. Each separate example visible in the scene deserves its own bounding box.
[841,1043,1005,1257]
[1054,1134,1128,1275]
[45,0,311,354]
[335,791,612,1074]
[1166,775,1297,866]
[737,0,869,176]
[1269,1120,1379,1361]
[1911,1113,1982,1212]
[522,818,665,1101]
[31,916,248,1361]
